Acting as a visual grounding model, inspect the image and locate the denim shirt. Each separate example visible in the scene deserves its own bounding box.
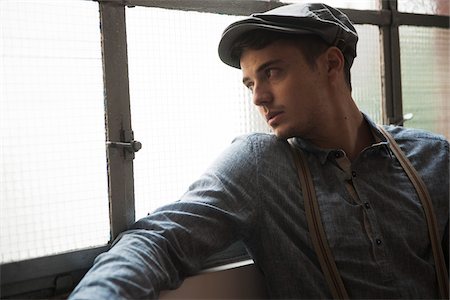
[69,116,449,299]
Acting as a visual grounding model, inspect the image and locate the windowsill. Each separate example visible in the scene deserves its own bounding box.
[200,258,255,273]
[160,259,267,299]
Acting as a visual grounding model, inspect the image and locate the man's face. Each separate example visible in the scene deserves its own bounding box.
[240,39,329,139]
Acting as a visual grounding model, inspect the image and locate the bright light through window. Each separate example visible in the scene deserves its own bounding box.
[126,7,270,218]
[0,0,109,263]
[282,0,380,10]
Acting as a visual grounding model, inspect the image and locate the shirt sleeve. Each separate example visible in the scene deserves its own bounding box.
[68,135,262,299]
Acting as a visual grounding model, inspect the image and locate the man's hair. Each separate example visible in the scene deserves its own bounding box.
[230,30,352,91]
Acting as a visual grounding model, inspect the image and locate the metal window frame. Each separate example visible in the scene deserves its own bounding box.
[1,1,136,298]
[1,0,448,298]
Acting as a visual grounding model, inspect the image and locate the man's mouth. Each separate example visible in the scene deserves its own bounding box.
[266,111,284,126]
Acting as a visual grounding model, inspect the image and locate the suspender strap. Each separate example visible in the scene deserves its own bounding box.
[378,126,449,299]
[289,141,349,299]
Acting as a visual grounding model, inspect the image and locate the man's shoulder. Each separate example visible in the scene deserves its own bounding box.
[232,132,288,148]
[233,132,278,141]
[381,125,449,169]
[383,125,448,146]
[229,133,291,160]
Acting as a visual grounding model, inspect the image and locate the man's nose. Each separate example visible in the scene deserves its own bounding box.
[252,82,272,107]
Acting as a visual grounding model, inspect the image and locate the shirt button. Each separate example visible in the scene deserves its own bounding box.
[376,239,382,245]
[352,171,357,177]
[364,203,371,209]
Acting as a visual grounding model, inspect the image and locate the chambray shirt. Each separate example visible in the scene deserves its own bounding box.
[70,116,449,299]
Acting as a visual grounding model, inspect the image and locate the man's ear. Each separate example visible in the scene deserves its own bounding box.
[325,46,345,80]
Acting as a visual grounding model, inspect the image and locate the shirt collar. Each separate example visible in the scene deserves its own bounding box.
[290,112,392,165]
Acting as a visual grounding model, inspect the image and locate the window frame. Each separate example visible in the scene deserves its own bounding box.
[1,0,448,298]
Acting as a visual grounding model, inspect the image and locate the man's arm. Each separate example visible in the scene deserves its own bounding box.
[68,135,261,299]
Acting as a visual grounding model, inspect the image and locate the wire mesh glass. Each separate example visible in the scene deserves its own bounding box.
[0,0,109,263]
[126,7,269,218]
[398,0,449,16]
[351,25,383,124]
[281,0,380,10]
[399,26,450,138]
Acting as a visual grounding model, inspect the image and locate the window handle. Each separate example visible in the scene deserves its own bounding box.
[394,112,414,125]
[106,140,142,153]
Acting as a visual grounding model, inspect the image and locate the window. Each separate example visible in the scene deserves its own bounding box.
[126,7,269,217]
[400,26,450,137]
[1,0,108,264]
[398,0,449,15]
[1,0,449,298]
[283,0,380,10]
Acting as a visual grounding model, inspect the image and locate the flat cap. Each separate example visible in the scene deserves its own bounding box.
[218,3,358,69]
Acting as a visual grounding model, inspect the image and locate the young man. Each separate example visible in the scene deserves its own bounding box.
[70,3,449,299]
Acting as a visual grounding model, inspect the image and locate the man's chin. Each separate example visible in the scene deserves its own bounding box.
[272,130,292,140]
[273,126,303,140]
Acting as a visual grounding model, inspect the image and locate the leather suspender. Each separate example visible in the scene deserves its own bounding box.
[377,126,449,299]
[289,140,348,299]
[288,126,449,299]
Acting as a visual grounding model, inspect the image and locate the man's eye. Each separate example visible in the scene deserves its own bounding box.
[245,83,254,92]
[265,68,278,78]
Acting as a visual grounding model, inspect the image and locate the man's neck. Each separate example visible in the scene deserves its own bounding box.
[309,100,374,161]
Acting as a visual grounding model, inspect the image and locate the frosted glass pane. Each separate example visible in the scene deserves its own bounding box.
[400,26,450,138]
[0,0,109,263]
[282,0,380,10]
[127,7,270,219]
[351,25,382,124]
[398,0,449,15]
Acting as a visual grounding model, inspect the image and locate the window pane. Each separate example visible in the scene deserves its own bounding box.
[281,0,380,10]
[351,25,383,124]
[0,0,109,263]
[398,0,449,16]
[126,7,269,219]
[399,26,450,138]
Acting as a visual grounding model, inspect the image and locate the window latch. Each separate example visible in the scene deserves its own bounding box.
[394,112,414,126]
[106,140,142,153]
[106,140,142,160]
[106,130,142,159]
